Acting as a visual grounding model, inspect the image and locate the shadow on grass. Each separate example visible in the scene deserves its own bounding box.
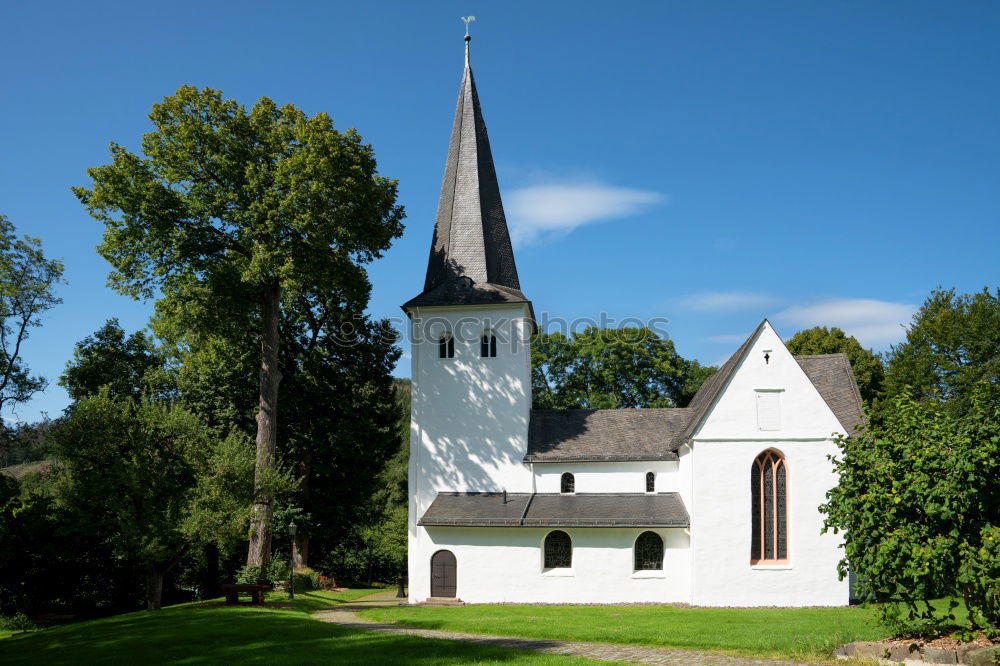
[0,598,583,665]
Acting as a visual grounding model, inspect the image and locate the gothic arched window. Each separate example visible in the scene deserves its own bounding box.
[634,531,664,570]
[438,334,455,359]
[645,471,655,493]
[560,472,575,494]
[751,450,788,563]
[544,530,572,569]
[480,329,497,358]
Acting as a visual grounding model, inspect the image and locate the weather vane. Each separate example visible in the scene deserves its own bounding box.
[461,16,475,37]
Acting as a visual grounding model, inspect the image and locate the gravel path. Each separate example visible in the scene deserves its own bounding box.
[312,591,824,665]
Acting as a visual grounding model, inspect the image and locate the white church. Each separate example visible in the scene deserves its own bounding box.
[403,36,863,606]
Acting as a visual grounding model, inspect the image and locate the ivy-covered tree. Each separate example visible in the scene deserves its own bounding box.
[785,326,885,406]
[821,382,1000,631]
[73,85,404,571]
[885,287,1000,415]
[532,327,714,409]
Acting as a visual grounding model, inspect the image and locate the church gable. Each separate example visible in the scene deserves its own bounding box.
[689,321,851,441]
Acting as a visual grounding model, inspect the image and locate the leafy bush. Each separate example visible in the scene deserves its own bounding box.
[0,612,36,633]
[234,565,263,585]
[290,567,322,591]
[879,602,961,639]
[822,383,1000,633]
[267,555,290,585]
[236,556,291,586]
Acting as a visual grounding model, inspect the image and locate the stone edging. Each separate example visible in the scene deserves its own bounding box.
[834,640,1000,665]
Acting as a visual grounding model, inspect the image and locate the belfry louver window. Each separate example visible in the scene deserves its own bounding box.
[438,334,455,359]
[481,330,497,358]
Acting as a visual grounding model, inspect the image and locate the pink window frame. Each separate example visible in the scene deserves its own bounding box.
[751,449,789,564]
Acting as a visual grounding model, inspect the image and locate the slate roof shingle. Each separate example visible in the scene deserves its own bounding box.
[525,408,693,462]
[405,44,525,309]
[418,492,690,528]
[794,353,865,436]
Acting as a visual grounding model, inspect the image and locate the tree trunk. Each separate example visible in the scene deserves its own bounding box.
[247,281,282,572]
[293,532,308,569]
[147,565,165,611]
[293,454,311,569]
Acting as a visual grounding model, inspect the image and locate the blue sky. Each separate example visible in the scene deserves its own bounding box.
[2,1,998,422]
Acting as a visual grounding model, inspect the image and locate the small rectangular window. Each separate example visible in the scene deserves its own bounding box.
[756,391,781,431]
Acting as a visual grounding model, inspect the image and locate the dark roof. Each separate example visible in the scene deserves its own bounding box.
[678,319,769,442]
[794,354,865,436]
[418,492,690,528]
[525,408,692,462]
[403,280,527,309]
[405,38,525,309]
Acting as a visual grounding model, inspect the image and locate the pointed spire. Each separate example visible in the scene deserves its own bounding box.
[405,31,527,309]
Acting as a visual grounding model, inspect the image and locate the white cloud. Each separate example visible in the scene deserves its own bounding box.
[506,181,664,245]
[678,291,784,312]
[775,298,916,348]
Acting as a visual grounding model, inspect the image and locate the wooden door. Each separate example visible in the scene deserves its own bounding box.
[430,550,456,597]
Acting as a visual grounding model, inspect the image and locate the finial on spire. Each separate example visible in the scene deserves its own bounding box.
[461,16,475,66]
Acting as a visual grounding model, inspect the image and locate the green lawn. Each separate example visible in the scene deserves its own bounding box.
[0,590,600,665]
[360,602,894,662]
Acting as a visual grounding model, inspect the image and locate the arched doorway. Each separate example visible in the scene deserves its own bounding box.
[430,550,456,597]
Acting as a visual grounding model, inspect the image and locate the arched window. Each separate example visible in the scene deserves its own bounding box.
[634,531,664,570]
[645,471,655,493]
[480,329,497,358]
[438,334,455,359]
[544,530,572,569]
[751,450,788,563]
[560,472,575,494]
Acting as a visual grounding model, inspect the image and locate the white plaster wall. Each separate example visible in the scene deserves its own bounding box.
[689,322,849,606]
[533,461,679,495]
[413,527,691,603]
[407,304,534,602]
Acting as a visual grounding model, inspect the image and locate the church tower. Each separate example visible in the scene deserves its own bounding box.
[403,34,534,600]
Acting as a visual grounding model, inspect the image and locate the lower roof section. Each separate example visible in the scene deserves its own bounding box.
[418,492,690,528]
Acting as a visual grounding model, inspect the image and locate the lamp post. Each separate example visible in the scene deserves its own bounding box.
[288,520,297,601]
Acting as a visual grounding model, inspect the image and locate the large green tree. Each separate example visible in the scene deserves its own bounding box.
[884,287,999,415]
[0,215,63,414]
[532,327,714,409]
[73,85,404,570]
[785,326,885,406]
[821,382,1000,631]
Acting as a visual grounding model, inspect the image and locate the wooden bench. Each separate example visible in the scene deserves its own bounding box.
[220,583,273,605]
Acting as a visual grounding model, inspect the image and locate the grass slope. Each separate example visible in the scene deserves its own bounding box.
[0,460,52,481]
[0,590,598,665]
[361,603,892,661]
